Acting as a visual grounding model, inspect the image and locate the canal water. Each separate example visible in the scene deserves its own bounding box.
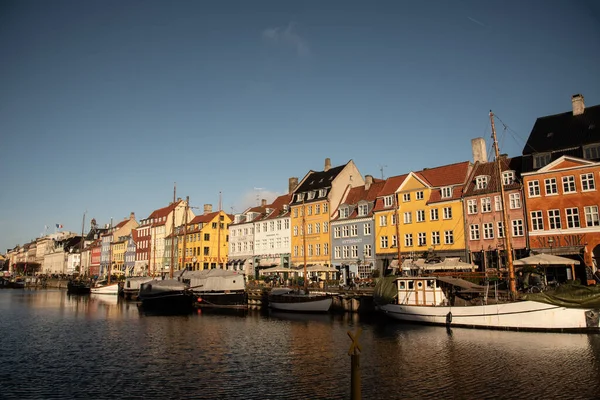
[1,289,600,400]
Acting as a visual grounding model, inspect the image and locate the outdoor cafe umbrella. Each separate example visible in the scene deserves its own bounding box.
[513,253,580,280]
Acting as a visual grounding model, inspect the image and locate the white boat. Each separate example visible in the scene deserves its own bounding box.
[376,275,600,332]
[122,276,154,300]
[90,282,120,295]
[268,288,332,313]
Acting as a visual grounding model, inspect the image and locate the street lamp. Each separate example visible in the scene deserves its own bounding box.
[548,237,554,254]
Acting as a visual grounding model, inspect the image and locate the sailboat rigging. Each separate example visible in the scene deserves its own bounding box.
[373,111,600,332]
[67,211,92,295]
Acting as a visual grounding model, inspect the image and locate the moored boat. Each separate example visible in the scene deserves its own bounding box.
[137,277,196,314]
[375,275,600,332]
[268,287,332,313]
[67,279,91,295]
[122,276,154,300]
[90,281,120,295]
[183,269,247,309]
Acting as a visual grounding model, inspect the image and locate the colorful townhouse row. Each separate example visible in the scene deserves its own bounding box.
[4,94,600,282]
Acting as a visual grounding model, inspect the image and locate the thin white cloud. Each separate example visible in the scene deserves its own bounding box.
[234,189,281,213]
[262,22,310,56]
[467,16,488,28]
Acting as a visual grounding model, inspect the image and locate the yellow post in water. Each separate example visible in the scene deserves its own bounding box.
[348,328,362,400]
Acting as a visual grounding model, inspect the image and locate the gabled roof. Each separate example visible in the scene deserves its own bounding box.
[263,193,293,220]
[190,211,220,225]
[522,103,600,156]
[414,161,471,187]
[333,180,386,220]
[463,156,523,197]
[291,161,350,205]
[372,174,408,212]
[147,201,183,226]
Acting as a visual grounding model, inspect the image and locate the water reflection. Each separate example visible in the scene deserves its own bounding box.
[1,290,599,400]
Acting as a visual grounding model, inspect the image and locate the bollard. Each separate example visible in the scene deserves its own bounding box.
[347,328,362,400]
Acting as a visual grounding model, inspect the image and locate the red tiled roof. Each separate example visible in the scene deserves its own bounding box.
[263,193,293,220]
[414,161,470,187]
[332,180,386,220]
[372,174,408,212]
[190,211,220,224]
[148,201,182,219]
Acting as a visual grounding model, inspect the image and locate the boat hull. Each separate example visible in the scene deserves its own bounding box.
[194,291,248,309]
[67,281,91,295]
[378,301,600,332]
[269,295,332,313]
[90,283,120,295]
[139,292,196,313]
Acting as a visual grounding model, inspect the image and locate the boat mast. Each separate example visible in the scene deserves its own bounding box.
[80,211,86,276]
[182,196,189,271]
[170,183,176,279]
[217,191,221,269]
[490,111,517,297]
[108,218,113,284]
[395,194,401,273]
[303,199,308,294]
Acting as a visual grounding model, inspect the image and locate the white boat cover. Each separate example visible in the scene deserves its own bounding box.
[183,269,246,292]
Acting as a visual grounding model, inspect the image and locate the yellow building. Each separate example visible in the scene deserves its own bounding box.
[179,205,232,270]
[290,158,364,269]
[111,236,127,273]
[397,162,472,261]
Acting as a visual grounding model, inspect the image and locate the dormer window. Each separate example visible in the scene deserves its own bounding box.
[358,204,368,217]
[307,191,315,200]
[475,176,488,190]
[383,195,394,208]
[583,143,600,160]
[319,189,327,197]
[533,152,551,169]
[297,193,304,202]
[441,187,452,198]
[283,204,289,212]
[502,171,516,185]
[339,207,349,218]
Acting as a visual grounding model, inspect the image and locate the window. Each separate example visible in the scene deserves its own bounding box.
[585,206,600,227]
[404,233,413,247]
[307,191,315,200]
[319,189,327,197]
[481,197,492,213]
[530,211,544,231]
[212,222,217,229]
[533,153,551,169]
[333,226,341,238]
[497,222,504,238]
[581,173,596,191]
[475,176,488,190]
[528,181,540,197]
[380,215,388,226]
[391,213,397,225]
[512,220,524,237]
[323,203,329,214]
[307,224,313,234]
[403,193,411,202]
[364,223,371,235]
[444,230,454,244]
[545,178,558,195]
[316,243,321,256]
[293,246,298,256]
[339,207,349,218]
[284,219,289,229]
[441,187,452,198]
[358,204,368,216]
[296,193,304,202]
[416,210,425,222]
[204,233,210,241]
[502,171,515,185]
[469,224,480,240]
[324,243,329,255]
[416,191,424,200]
[403,212,412,224]
[384,196,394,207]
[467,199,478,214]
[566,208,580,228]
[293,209,298,218]
[509,193,521,209]
[431,231,440,245]
[430,208,439,221]
[418,232,426,246]
[494,195,502,211]
[308,244,313,256]
[380,236,388,248]
[364,244,372,257]
[315,222,320,233]
[563,176,576,193]
[342,226,349,237]
[293,226,298,236]
[583,144,600,160]
[203,247,210,256]
[351,245,358,258]
[391,235,398,248]
[443,207,452,219]
[548,209,561,229]
[307,206,312,216]
[315,204,320,214]
[351,225,358,236]
[483,223,494,239]
[334,247,341,259]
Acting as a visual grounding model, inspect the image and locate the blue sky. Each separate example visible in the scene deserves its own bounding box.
[1,0,599,252]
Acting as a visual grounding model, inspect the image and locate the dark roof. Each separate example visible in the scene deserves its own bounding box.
[291,163,347,205]
[463,156,523,197]
[520,147,586,173]
[522,104,600,155]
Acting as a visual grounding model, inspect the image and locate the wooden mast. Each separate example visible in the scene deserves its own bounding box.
[303,200,308,294]
[182,196,189,271]
[170,183,176,279]
[80,211,86,276]
[108,217,113,284]
[395,193,401,274]
[490,111,517,297]
[217,192,222,269]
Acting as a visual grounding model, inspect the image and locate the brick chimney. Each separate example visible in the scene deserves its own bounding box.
[203,204,213,215]
[572,94,585,116]
[261,198,267,207]
[471,137,487,163]
[129,212,135,220]
[324,158,331,172]
[365,175,373,190]
[288,177,298,194]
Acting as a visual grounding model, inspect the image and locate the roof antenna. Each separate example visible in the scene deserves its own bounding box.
[379,165,387,180]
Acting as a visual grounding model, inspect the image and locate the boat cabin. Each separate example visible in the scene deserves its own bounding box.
[394,277,448,306]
